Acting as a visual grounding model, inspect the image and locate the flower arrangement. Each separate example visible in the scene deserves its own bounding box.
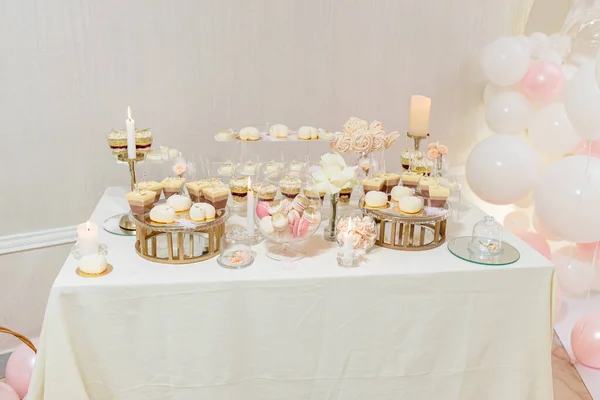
[311,153,357,195]
[330,117,399,155]
[172,157,195,178]
[426,142,448,176]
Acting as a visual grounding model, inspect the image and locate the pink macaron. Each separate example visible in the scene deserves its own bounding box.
[292,218,310,238]
[256,202,271,219]
[287,209,300,225]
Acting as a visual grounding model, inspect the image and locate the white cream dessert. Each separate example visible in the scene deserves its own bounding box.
[189,203,206,222]
[298,126,317,140]
[269,124,289,138]
[218,162,234,176]
[195,203,216,220]
[239,127,260,141]
[391,186,413,202]
[126,190,155,215]
[429,185,450,208]
[167,194,192,212]
[214,129,236,142]
[289,160,305,172]
[398,196,423,214]
[150,204,176,224]
[265,162,282,174]
[242,162,258,175]
[364,191,388,209]
[318,128,334,141]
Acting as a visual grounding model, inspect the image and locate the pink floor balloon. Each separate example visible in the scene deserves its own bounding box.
[0,383,19,400]
[571,314,600,369]
[520,60,565,102]
[5,338,38,399]
[517,231,551,259]
[574,139,600,158]
[576,241,600,260]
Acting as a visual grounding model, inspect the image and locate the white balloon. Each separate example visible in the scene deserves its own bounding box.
[549,33,572,57]
[515,34,533,54]
[528,103,580,156]
[565,61,600,140]
[514,191,534,208]
[532,212,563,241]
[538,49,563,64]
[534,156,600,242]
[562,64,578,81]
[485,91,533,134]
[529,32,551,58]
[466,135,539,205]
[503,211,530,234]
[481,37,530,86]
[553,246,595,297]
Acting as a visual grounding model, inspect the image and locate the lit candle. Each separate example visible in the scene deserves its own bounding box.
[408,95,431,137]
[77,221,99,256]
[79,253,107,275]
[343,223,353,259]
[126,106,136,159]
[246,177,255,236]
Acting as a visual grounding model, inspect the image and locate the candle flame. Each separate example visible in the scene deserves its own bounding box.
[127,106,132,120]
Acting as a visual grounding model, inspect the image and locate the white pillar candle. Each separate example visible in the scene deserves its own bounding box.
[79,253,107,275]
[246,177,255,236]
[408,95,431,137]
[343,224,353,258]
[77,221,99,256]
[126,106,136,159]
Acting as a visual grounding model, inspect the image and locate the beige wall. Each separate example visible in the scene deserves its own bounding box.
[0,0,571,357]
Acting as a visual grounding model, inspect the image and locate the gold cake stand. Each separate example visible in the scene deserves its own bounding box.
[359,199,450,251]
[132,208,228,264]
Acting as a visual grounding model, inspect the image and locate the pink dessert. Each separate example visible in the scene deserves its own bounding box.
[256,202,270,219]
[292,218,310,238]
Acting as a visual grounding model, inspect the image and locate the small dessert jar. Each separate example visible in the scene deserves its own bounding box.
[468,215,503,257]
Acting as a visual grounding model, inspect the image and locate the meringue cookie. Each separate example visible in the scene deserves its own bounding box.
[298,126,317,140]
[240,126,260,141]
[269,124,289,138]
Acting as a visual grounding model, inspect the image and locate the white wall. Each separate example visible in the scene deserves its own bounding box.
[0,0,571,358]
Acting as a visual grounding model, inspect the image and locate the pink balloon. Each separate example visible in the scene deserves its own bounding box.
[574,139,600,158]
[0,383,19,400]
[5,339,38,399]
[576,241,600,259]
[571,314,600,369]
[517,231,551,259]
[520,61,565,102]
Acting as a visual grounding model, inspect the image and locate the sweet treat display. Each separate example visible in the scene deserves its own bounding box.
[303,186,325,202]
[400,171,421,189]
[391,186,413,202]
[336,213,377,252]
[256,202,270,219]
[301,205,321,226]
[298,126,318,140]
[418,176,438,198]
[361,177,384,194]
[289,160,305,172]
[265,162,282,175]
[196,202,216,221]
[376,172,401,194]
[229,176,249,204]
[135,128,153,152]
[259,216,275,234]
[189,203,206,222]
[318,128,335,141]
[203,185,230,210]
[136,181,163,203]
[269,124,289,138]
[256,183,277,201]
[161,177,186,199]
[401,150,412,170]
[429,184,450,208]
[279,175,302,198]
[108,128,153,155]
[271,212,289,231]
[218,162,235,176]
[239,126,260,141]
[397,196,424,214]
[242,162,258,175]
[214,129,236,142]
[339,184,353,204]
[167,194,192,212]
[185,180,211,202]
[126,190,155,215]
[149,204,176,224]
[364,191,388,209]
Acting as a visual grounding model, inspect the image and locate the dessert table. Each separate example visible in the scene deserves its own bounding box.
[28,187,555,400]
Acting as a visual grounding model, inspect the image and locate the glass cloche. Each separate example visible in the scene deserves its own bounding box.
[468,215,503,257]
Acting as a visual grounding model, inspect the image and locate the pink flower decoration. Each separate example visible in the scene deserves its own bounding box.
[438,145,448,155]
[427,148,439,159]
[173,163,187,177]
[428,143,437,150]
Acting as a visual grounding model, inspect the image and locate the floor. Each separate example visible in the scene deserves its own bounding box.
[0,333,593,399]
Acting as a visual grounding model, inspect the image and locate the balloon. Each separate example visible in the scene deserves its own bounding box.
[515,34,533,54]
[6,338,38,399]
[528,103,580,156]
[481,37,530,86]
[571,314,600,369]
[517,231,551,259]
[520,61,565,102]
[553,283,562,323]
[514,191,534,208]
[534,155,600,242]
[549,33,572,57]
[0,383,19,400]
[529,32,551,58]
[565,61,600,140]
[538,49,563,64]
[532,212,562,241]
[553,246,595,296]
[562,64,578,81]
[485,92,533,134]
[503,211,529,234]
[466,135,538,205]
[574,139,600,158]
[576,241,600,259]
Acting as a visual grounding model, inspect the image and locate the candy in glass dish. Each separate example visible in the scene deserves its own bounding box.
[217,226,255,269]
[254,171,322,261]
[335,211,376,254]
[468,215,503,257]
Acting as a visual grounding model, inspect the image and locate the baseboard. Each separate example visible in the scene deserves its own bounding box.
[0,225,78,255]
[0,349,10,378]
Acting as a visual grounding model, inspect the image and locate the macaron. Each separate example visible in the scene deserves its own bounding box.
[292,218,310,238]
[287,209,300,225]
[271,212,289,231]
[256,202,271,219]
[291,194,310,213]
[259,216,275,234]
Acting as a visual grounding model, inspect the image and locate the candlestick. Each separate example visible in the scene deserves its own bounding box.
[77,221,99,256]
[343,226,353,259]
[126,106,136,159]
[247,177,255,236]
[408,95,431,138]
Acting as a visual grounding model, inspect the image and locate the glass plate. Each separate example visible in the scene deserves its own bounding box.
[447,236,520,266]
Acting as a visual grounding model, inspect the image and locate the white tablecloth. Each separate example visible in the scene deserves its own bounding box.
[29,187,554,400]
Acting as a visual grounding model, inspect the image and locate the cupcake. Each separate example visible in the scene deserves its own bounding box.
[161,177,186,199]
[229,176,249,204]
[279,176,302,199]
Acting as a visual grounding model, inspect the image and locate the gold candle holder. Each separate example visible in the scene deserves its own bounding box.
[115,152,146,233]
[406,132,430,151]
